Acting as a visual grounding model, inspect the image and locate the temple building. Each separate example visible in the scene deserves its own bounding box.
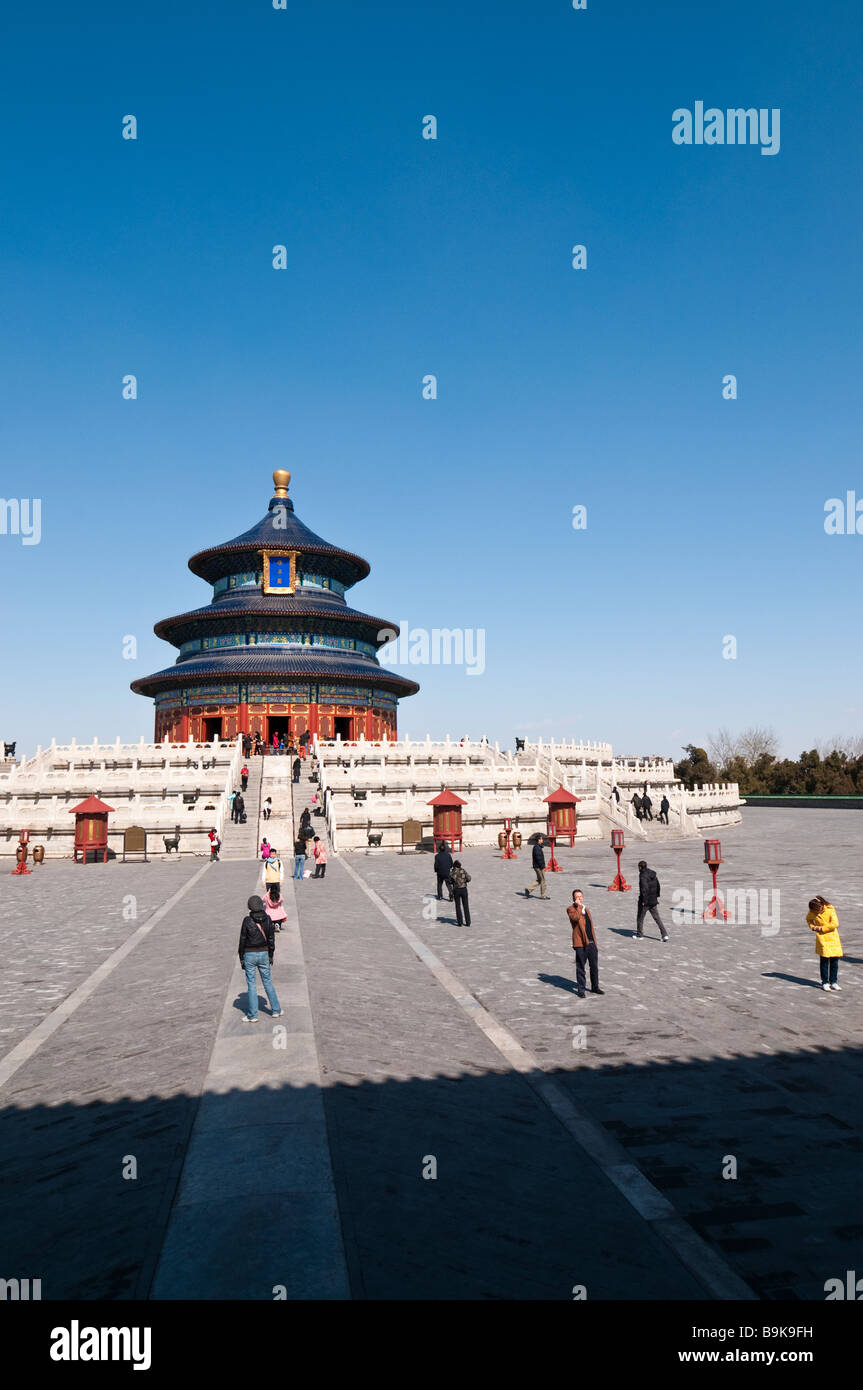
[131,470,419,744]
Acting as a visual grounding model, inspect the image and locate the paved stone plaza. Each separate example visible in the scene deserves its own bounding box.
[0,806,860,1300]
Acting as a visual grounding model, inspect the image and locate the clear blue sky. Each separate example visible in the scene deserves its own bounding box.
[1,1,861,760]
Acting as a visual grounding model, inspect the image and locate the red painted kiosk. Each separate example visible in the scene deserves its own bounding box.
[543,786,580,848]
[427,788,467,852]
[70,796,115,864]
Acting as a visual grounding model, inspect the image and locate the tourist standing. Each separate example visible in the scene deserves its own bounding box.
[292,756,301,784]
[293,833,307,880]
[450,860,472,926]
[234,791,246,824]
[659,794,670,825]
[272,732,279,755]
[434,841,454,901]
[208,828,221,862]
[524,835,548,899]
[806,895,843,991]
[228,789,237,822]
[636,860,668,941]
[241,763,250,792]
[312,836,328,879]
[264,850,282,893]
[566,889,603,997]
[631,792,643,820]
[238,895,282,1023]
[262,795,272,822]
[264,883,288,932]
[642,791,653,821]
[610,785,620,804]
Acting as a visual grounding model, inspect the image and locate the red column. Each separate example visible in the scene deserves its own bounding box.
[237,702,249,735]
[178,711,190,742]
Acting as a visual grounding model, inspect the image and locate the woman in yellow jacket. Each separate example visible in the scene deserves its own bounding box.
[806,896,843,992]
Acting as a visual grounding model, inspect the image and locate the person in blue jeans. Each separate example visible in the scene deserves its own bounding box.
[293,834,306,879]
[238,895,282,1023]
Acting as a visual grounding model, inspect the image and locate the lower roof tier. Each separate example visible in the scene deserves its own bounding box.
[131,647,419,699]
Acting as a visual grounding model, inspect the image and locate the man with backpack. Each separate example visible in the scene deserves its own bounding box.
[234,791,246,824]
[238,895,283,1023]
[636,860,669,941]
[450,860,471,926]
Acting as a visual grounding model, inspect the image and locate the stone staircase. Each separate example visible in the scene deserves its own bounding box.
[292,758,329,869]
[220,759,264,860]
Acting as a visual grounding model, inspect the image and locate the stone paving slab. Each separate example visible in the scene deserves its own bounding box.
[290,816,708,1298]
[346,808,863,1299]
[0,860,258,1299]
[0,860,201,1057]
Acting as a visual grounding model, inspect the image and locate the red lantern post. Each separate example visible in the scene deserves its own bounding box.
[546,819,562,872]
[703,838,728,919]
[11,828,31,875]
[608,828,631,891]
[499,816,516,859]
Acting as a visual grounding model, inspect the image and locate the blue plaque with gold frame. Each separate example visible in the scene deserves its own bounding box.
[261,549,299,595]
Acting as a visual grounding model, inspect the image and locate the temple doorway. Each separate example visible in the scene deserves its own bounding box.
[266,716,292,750]
[334,716,353,741]
[202,716,223,742]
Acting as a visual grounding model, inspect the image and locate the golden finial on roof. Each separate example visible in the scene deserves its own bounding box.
[272,469,291,498]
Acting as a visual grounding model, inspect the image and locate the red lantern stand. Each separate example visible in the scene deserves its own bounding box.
[543,787,580,847]
[608,828,631,891]
[11,828,31,875]
[427,788,467,853]
[703,838,728,920]
[500,816,517,859]
[69,796,115,865]
[545,820,563,872]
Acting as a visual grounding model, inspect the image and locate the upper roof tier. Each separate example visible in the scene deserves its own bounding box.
[188,470,371,587]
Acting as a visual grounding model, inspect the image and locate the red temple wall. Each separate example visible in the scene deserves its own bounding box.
[154,701,398,744]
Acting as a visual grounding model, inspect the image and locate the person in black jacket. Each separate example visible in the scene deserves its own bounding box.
[636,860,669,941]
[292,757,301,784]
[450,861,471,926]
[659,795,670,825]
[434,841,454,900]
[631,792,643,820]
[524,835,549,899]
[641,792,653,821]
[234,791,245,823]
[238,895,283,1022]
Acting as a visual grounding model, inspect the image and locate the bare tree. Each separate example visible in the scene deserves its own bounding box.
[816,733,863,759]
[707,727,741,771]
[738,725,779,766]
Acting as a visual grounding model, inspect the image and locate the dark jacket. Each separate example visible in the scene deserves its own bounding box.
[234,793,245,815]
[238,908,276,963]
[293,759,301,775]
[660,797,670,812]
[532,842,546,870]
[451,865,471,891]
[294,837,307,857]
[642,795,652,810]
[638,867,660,906]
[567,904,596,950]
[434,848,453,878]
